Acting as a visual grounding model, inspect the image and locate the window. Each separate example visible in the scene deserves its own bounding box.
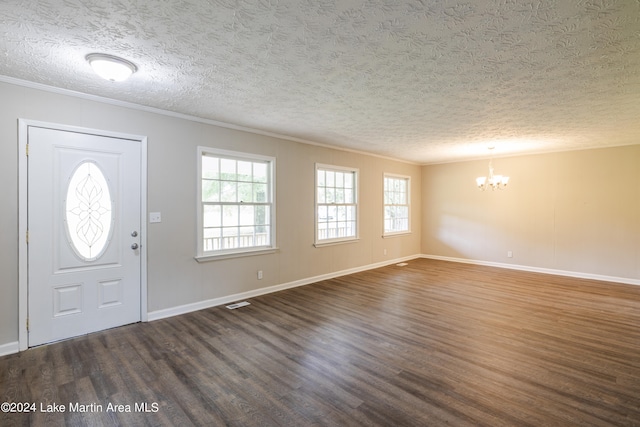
[197,147,275,259]
[65,161,113,261]
[383,174,410,235]
[315,164,358,245]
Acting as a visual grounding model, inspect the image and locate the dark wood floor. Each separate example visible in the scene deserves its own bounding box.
[2,258,640,426]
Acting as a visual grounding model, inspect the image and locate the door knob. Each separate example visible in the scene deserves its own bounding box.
[131,243,139,250]
[131,231,138,237]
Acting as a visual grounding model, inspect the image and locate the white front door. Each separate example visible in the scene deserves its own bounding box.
[27,124,143,347]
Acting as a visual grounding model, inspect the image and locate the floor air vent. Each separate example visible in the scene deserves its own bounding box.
[396,262,409,267]
[226,301,250,309]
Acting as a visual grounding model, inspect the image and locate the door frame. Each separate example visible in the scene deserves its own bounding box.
[18,119,148,351]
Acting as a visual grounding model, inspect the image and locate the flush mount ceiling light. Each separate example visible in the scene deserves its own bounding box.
[476,147,510,191]
[86,53,137,82]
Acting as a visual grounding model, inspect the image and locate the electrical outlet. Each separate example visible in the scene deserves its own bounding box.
[257,270,263,280]
[384,249,387,256]
[507,251,513,258]
[149,212,162,223]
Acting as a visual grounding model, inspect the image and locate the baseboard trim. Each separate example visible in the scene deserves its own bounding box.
[0,341,20,357]
[421,254,640,286]
[148,254,419,321]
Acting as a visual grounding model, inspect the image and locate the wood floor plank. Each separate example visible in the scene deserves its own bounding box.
[2,258,640,426]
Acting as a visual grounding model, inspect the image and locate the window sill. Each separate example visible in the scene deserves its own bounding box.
[314,238,360,248]
[195,247,278,263]
[382,231,412,238]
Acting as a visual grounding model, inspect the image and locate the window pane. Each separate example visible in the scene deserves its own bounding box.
[390,191,398,204]
[202,179,220,202]
[237,161,252,181]
[399,191,407,204]
[254,183,267,202]
[222,205,239,227]
[344,189,354,203]
[345,205,356,221]
[203,205,222,227]
[328,205,338,221]
[255,205,267,226]
[326,171,335,187]
[256,226,270,246]
[347,221,356,236]
[317,222,328,240]
[239,227,255,247]
[203,227,221,251]
[238,182,253,202]
[221,181,237,202]
[325,187,335,203]
[254,163,268,183]
[220,158,236,180]
[239,205,254,226]
[204,228,219,239]
[202,155,219,179]
[344,173,353,188]
[222,227,239,250]
[318,205,328,222]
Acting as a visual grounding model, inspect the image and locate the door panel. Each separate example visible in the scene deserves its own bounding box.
[28,126,142,347]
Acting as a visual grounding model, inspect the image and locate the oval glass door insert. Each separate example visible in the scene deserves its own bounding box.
[65,161,113,261]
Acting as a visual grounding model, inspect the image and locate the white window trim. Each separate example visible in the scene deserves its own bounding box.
[196,146,276,261]
[314,163,359,247]
[383,172,411,237]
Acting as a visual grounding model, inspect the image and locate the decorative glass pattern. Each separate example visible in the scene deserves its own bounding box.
[65,162,113,261]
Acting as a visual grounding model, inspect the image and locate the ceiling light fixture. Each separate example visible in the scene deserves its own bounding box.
[86,53,137,82]
[476,147,509,191]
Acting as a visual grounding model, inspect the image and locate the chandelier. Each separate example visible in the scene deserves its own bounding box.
[476,147,509,191]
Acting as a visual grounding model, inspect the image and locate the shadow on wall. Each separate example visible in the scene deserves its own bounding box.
[422,159,516,263]
[435,212,511,260]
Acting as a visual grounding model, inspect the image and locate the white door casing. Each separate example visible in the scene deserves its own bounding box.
[18,120,147,348]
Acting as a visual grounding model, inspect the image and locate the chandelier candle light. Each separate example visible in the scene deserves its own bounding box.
[476,147,510,191]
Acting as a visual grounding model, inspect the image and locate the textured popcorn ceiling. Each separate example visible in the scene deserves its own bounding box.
[1,0,639,164]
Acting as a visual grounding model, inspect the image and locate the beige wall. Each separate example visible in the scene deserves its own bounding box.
[0,81,421,347]
[421,146,640,280]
